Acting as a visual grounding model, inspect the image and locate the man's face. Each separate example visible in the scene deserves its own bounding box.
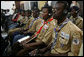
[53,3,64,20]
[42,8,48,20]
[71,9,77,16]
[32,10,38,18]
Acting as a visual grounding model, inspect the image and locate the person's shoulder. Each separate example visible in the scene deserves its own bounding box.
[37,17,43,21]
[67,21,81,32]
[67,21,82,39]
[35,18,43,24]
[29,17,34,20]
[69,16,73,19]
[78,16,83,21]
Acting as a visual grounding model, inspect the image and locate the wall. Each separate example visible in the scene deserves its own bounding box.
[38,1,47,10]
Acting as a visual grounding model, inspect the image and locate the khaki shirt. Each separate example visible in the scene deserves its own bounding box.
[34,18,56,45]
[8,17,33,35]
[22,17,34,30]
[78,43,83,56]
[27,17,57,45]
[27,18,44,34]
[70,16,83,30]
[40,19,56,45]
[20,16,28,25]
[51,21,83,56]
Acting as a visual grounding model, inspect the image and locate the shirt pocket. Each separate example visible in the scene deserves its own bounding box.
[59,33,69,45]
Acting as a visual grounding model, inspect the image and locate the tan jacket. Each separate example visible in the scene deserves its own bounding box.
[20,16,28,25]
[27,17,57,45]
[8,17,33,34]
[27,18,44,34]
[22,17,34,30]
[51,21,83,56]
[70,16,83,30]
[35,18,56,45]
[39,19,56,45]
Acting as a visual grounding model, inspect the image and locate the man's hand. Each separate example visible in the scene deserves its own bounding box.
[22,44,31,49]
[39,48,47,54]
[29,49,38,56]
[29,49,43,56]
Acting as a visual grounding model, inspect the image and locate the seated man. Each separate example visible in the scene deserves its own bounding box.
[20,10,32,27]
[8,10,32,35]
[8,10,31,46]
[31,1,83,56]
[12,8,41,44]
[8,8,40,46]
[11,5,56,56]
[8,10,25,30]
[69,6,83,30]
[11,9,20,22]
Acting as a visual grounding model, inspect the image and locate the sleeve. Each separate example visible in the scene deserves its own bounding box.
[42,27,54,45]
[26,20,37,33]
[78,43,83,56]
[20,19,25,23]
[79,20,83,30]
[8,28,21,34]
[23,17,28,24]
[22,19,32,30]
[68,31,83,56]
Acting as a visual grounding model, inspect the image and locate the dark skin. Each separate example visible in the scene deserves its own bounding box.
[16,41,44,56]
[8,10,36,37]
[20,11,32,31]
[32,10,39,18]
[31,3,68,56]
[71,9,78,18]
[27,12,31,19]
[53,3,66,25]
[22,10,39,34]
[16,8,52,56]
[42,8,49,21]
[26,8,52,56]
